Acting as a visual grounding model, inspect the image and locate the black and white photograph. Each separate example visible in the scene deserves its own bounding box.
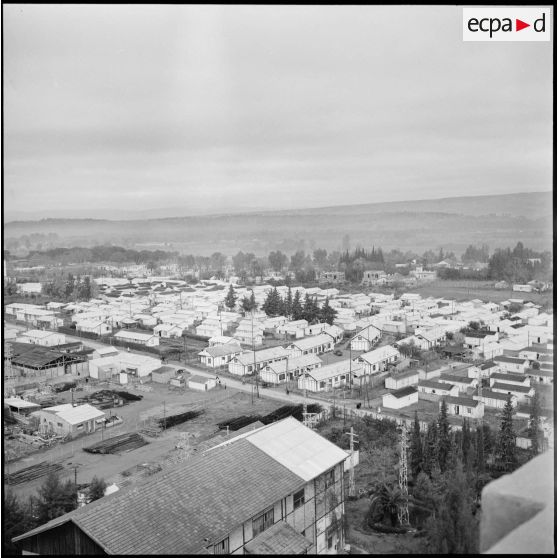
[2,4,555,555]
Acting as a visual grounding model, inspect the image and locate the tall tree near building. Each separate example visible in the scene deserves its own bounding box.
[527,389,542,457]
[422,421,439,477]
[284,286,293,318]
[312,248,328,268]
[291,290,304,321]
[262,287,282,317]
[224,285,237,311]
[437,400,452,473]
[425,462,478,554]
[88,476,107,502]
[496,396,517,473]
[36,471,77,523]
[320,297,337,325]
[241,291,258,313]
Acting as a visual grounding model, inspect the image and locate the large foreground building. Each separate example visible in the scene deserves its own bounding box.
[13,417,349,555]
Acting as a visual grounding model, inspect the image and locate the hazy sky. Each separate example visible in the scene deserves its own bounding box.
[3,5,554,221]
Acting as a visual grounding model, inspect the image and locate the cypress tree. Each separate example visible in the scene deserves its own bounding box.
[284,286,293,318]
[527,389,542,457]
[496,396,517,473]
[224,284,237,311]
[437,399,451,473]
[292,290,303,321]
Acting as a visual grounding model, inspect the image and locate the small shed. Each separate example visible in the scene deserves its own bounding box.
[4,397,41,417]
[188,375,217,392]
[382,386,418,410]
[151,366,177,384]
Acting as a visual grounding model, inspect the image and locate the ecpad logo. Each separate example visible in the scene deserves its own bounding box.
[463,8,551,41]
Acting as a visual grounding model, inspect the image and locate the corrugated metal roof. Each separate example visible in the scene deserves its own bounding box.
[4,398,41,409]
[245,417,348,482]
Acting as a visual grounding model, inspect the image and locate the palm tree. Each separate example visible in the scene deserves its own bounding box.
[369,482,407,527]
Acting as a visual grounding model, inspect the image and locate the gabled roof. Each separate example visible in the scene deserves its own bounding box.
[199,345,242,358]
[35,403,105,425]
[267,353,322,374]
[385,386,417,399]
[13,438,304,554]
[359,345,399,364]
[289,333,333,350]
[494,355,529,364]
[491,382,533,394]
[442,396,480,408]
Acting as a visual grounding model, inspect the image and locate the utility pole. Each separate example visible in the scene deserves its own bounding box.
[345,427,358,498]
[163,400,166,431]
[251,305,259,399]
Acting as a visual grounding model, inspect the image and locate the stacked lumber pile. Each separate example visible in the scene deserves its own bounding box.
[83,432,148,455]
[5,461,64,485]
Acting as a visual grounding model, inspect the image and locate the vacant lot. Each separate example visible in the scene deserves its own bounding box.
[5,382,283,501]
[407,280,553,307]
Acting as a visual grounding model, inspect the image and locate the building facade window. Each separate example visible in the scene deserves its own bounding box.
[293,488,305,509]
[325,468,335,489]
[213,537,229,554]
[252,506,274,537]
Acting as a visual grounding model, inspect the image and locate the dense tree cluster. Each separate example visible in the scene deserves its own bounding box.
[487,242,552,283]
[23,245,178,266]
[339,247,385,283]
[42,273,98,302]
[259,287,337,324]
[3,471,109,554]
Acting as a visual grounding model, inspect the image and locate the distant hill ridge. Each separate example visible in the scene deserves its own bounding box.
[4,191,552,225]
[4,191,552,255]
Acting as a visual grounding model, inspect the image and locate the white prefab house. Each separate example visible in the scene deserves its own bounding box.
[228,346,290,376]
[260,354,322,385]
[31,403,106,438]
[88,357,118,380]
[286,334,334,358]
[355,345,400,375]
[208,335,241,347]
[304,323,329,337]
[489,372,530,388]
[198,345,243,368]
[438,373,479,391]
[384,369,419,390]
[76,320,112,336]
[468,361,500,379]
[298,360,363,392]
[188,375,217,392]
[324,324,344,344]
[490,382,534,403]
[18,330,66,347]
[115,353,162,378]
[153,324,184,338]
[277,320,309,337]
[418,380,460,398]
[474,390,518,409]
[350,325,382,352]
[382,386,418,409]
[441,396,484,419]
[525,367,553,385]
[493,356,530,374]
[114,330,160,347]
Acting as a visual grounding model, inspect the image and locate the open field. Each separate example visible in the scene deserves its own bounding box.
[406,280,553,307]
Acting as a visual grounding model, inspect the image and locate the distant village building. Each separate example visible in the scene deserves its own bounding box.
[318,271,345,285]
